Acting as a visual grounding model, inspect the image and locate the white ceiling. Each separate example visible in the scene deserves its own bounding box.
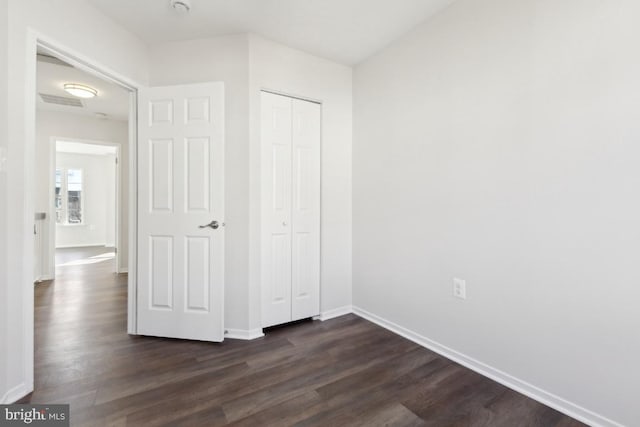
[37,57,130,121]
[86,0,456,65]
[57,140,118,156]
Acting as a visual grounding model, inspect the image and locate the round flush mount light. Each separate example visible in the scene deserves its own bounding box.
[63,83,98,99]
[170,0,191,13]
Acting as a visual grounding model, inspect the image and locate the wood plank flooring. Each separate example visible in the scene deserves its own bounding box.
[19,247,586,427]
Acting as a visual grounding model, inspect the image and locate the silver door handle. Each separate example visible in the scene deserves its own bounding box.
[199,220,219,230]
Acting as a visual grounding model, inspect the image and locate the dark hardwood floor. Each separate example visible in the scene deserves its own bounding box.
[20,247,586,426]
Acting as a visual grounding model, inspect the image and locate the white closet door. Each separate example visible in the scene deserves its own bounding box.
[261,92,293,328]
[291,99,321,321]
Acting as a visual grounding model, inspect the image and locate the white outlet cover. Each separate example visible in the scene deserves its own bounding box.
[453,277,467,299]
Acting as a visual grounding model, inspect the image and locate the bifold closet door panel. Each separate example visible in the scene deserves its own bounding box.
[291,99,321,321]
[261,92,293,328]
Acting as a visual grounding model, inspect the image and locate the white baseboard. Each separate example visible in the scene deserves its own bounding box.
[1,382,31,404]
[34,274,53,283]
[118,268,128,274]
[225,328,265,340]
[314,305,353,321]
[352,306,623,427]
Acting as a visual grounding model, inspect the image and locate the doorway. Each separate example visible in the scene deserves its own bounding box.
[33,44,133,283]
[11,31,142,404]
[52,139,120,274]
[31,37,138,328]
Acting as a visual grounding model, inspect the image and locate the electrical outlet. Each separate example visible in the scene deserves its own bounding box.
[453,278,466,299]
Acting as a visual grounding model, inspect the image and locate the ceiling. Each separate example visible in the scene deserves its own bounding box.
[37,54,129,121]
[57,140,117,156]
[86,0,456,65]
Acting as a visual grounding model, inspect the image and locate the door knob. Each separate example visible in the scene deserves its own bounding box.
[199,220,219,230]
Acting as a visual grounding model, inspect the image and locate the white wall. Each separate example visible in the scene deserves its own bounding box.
[249,35,353,329]
[2,0,147,403]
[353,0,640,426]
[148,34,252,332]
[35,111,128,274]
[55,152,116,249]
[0,0,9,405]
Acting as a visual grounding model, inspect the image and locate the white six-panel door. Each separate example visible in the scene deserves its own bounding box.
[137,82,225,342]
[290,99,321,321]
[261,93,293,327]
[261,91,320,328]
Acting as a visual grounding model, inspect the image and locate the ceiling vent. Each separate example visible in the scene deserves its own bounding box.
[39,93,84,107]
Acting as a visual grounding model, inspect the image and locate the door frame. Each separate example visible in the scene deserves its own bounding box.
[25,31,142,370]
[48,137,122,275]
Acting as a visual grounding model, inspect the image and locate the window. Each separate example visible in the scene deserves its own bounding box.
[55,168,83,225]
[55,169,63,223]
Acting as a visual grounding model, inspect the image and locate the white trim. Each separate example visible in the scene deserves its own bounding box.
[225,328,265,340]
[261,88,322,105]
[35,36,142,91]
[22,28,38,403]
[54,243,111,249]
[352,306,623,427]
[118,268,128,274]
[314,305,352,321]
[47,136,56,280]
[1,382,31,404]
[113,143,121,274]
[127,91,138,335]
[34,274,54,282]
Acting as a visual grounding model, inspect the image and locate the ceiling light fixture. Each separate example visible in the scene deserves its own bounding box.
[170,0,191,14]
[63,83,97,99]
